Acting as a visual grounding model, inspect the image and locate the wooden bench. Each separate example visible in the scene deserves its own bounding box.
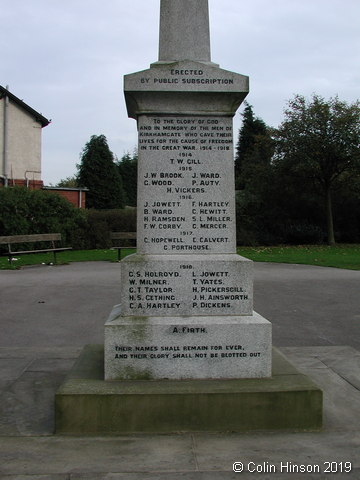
[110,232,137,261]
[0,233,72,265]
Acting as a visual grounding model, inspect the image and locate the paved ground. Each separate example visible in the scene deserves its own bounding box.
[0,261,359,478]
[254,262,360,350]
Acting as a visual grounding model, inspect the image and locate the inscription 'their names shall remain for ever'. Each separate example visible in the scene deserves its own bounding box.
[114,343,262,361]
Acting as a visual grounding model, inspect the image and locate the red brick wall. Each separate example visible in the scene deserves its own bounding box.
[2,179,44,189]
[49,189,86,208]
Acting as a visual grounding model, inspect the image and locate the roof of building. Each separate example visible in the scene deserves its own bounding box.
[0,85,51,127]
[43,186,89,192]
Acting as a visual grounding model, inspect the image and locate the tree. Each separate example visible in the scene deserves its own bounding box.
[55,175,79,188]
[116,151,138,206]
[234,104,279,245]
[274,94,360,245]
[235,102,270,189]
[77,135,125,209]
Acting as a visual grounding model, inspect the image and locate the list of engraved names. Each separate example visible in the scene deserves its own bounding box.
[121,261,252,317]
[137,115,236,254]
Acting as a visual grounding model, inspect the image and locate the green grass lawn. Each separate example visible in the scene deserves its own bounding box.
[0,248,131,270]
[237,244,360,270]
[0,245,359,270]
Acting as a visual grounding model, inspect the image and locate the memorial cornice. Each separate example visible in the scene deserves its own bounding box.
[124,60,249,119]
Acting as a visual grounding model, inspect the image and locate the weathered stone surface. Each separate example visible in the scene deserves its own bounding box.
[125,60,249,94]
[103,0,272,382]
[124,60,249,119]
[120,254,253,317]
[137,114,236,254]
[158,0,211,63]
[56,345,322,433]
[105,305,271,380]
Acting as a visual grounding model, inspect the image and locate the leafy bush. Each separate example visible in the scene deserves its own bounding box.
[281,222,325,245]
[0,188,138,251]
[82,208,137,249]
[0,188,87,249]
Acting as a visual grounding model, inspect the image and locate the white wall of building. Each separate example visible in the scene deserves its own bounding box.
[0,98,4,178]
[0,95,42,183]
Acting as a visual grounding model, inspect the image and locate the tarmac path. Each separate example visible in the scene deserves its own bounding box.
[0,261,360,478]
[0,261,359,349]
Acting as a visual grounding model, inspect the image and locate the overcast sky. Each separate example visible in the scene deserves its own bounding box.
[2,0,359,185]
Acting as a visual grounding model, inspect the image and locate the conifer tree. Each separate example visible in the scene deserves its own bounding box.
[235,103,272,189]
[77,135,125,209]
[117,151,138,207]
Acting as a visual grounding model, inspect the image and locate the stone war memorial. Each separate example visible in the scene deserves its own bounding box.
[55,0,322,433]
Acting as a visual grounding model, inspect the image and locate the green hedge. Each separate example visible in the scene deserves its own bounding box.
[0,188,137,251]
[82,208,136,249]
[0,187,87,249]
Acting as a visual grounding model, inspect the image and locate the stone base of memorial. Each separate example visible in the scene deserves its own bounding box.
[103,253,273,380]
[55,344,323,434]
[104,304,272,380]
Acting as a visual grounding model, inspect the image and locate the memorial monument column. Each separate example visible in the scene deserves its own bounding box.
[104,0,272,380]
[56,0,322,435]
